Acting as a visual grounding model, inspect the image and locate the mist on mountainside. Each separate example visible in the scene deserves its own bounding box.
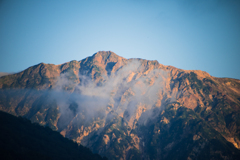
[53,60,172,125]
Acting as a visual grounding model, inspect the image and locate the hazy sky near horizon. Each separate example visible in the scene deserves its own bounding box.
[0,0,240,79]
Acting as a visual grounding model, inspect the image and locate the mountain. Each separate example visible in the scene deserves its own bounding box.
[0,51,240,159]
[0,110,107,160]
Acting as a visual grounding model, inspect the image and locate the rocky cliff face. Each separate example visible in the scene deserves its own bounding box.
[0,51,240,160]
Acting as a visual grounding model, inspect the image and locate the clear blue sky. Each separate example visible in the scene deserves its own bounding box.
[0,0,240,79]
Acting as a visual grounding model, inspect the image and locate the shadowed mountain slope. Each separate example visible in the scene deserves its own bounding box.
[0,111,107,160]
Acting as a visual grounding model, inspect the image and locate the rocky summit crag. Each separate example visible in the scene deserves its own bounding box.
[0,51,240,160]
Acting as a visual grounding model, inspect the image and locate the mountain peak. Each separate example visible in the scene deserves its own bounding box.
[93,51,121,58]
[91,51,126,64]
[93,51,116,56]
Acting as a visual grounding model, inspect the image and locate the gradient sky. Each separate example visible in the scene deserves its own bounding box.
[0,0,240,79]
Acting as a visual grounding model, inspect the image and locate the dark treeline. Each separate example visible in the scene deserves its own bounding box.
[0,111,107,160]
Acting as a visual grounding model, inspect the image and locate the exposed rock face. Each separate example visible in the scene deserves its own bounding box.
[0,51,240,160]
